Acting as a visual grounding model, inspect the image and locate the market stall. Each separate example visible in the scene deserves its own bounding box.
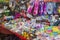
[0,0,60,40]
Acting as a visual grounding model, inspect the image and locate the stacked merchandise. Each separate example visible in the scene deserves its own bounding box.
[0,0,60,40]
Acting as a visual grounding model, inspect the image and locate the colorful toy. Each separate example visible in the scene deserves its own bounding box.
[22,31,29,39]
[33,0,39,16]
[52,27,59,32]
[39,2,46,15]
[46,2,54,15]
[3,15,14,21]
[36,23,42,30]
[53,3,57,14]
[14,11,21,19]
[27,0,34,14]
[4,10,10,16]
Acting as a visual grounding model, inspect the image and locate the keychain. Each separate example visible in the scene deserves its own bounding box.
[39,1,46,16]
[46,2,54,15]
[27,0,34,14]
[33,0,39,16]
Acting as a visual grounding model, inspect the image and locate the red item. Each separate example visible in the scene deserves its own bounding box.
[1,24,27,40]
[14,33,27,40]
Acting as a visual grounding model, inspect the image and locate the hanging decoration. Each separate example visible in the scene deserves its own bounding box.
[33,0,39,16]
[38,1,46,15]
[27,0,34,14]
[46,2,54,15]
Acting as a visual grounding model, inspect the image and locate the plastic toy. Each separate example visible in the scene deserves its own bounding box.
[27,0,34,14]
[14,11,21,19]
[33,0,39,16]
[3,15,14,21]
[39,2,46,15]
[46,2,54,15]
[53,32,58,36]
[22,31,29,39]
[52,27,59,32]
[4,10,10,16]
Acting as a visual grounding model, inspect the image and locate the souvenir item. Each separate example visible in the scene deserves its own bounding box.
[27,5,33,14]
[20,0,27,10]
[52,27,59,32]
[46,2,54,15]
[33,0,39,16]
[14,11,21,19]
[39,2,46,15]
[53,3,57,14]
[40,25,44,33]
[31,18,36,23]
[53,32,58,36]
[27,0,34,14]
[22,31,29,39]
[4,10,10,16]
[55,35,60,40]
[14,0,20,11]
[36,16,42,20]
[27,13,33,18]
[46,29,52,34]
[43,2,47,15]
[56,2,60,14]
[31,22,36,28]
[4,16,14,21]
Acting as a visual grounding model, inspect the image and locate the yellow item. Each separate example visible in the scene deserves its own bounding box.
[58,30,60,34]
[58,9,60,13]
[50,33,53,37]
[52,27,59,32]
[23,32,29,38]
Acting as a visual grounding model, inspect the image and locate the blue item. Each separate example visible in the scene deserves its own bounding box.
[53,32,58,36]
[46,2,54,15]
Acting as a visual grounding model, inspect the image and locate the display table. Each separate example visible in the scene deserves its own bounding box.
[0,24,27,40]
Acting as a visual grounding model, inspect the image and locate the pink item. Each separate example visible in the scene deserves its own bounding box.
[15,12,21,19]
[33,0,39,16]
[46,30,52,34]
[27,0,34,14]
[27,5,33,13]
